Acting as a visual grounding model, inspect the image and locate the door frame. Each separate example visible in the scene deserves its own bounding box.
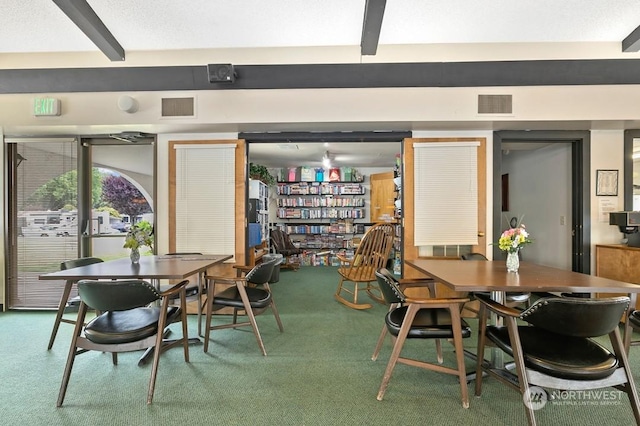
[623,130,640,210]
[78,136,157,258]
[493,131,590,273]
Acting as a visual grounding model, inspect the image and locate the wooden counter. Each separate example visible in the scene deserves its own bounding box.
[595,244,640,309]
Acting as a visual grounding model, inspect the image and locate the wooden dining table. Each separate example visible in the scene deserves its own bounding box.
[39,253,233,361]
[405,258,640,368]
[39,254,232,283]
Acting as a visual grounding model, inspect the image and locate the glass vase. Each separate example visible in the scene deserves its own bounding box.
[130,247,140,264]
[506,251,519,273]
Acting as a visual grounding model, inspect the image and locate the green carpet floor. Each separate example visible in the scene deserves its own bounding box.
[1,266,639,425]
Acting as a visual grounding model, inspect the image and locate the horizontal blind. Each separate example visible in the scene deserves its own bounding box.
[174,144,236,259]
[10,139,79,308]
[414,142,479,246]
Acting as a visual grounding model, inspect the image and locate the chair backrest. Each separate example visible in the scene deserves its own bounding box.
[375,268,405,305]
[78,279,160,311]
[245,258,279,285]
[460,253,488,261]
[270,229,300,254]
[345,223,395,281]
[61,256,103,270]
[521,296,630,337]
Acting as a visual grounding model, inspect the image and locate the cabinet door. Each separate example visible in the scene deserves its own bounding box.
[370,171,396,223]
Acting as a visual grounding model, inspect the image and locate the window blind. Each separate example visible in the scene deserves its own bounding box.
[413,142,480,246]
[174,144,236,259]
[8,138,78,308]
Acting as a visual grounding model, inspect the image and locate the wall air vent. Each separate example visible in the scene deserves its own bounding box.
[478,94,512,114]
[161,97,194,117]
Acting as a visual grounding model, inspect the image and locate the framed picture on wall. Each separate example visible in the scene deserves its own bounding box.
[596,169,618,196]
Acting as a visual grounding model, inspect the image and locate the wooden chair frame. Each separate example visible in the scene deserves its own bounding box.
[48,257,104,350]
[475,295,640,425]
[57,279,190,406]
[203,259,283,355]
[372,269,471,407]
[334,223,396,309]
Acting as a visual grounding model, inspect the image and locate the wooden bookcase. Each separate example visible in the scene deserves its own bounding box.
[595,244,640,310]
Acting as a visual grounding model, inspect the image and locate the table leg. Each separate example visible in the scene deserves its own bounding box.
[138,277,202,365]
[197,271,204,337]
[624,293,637,353]
[48,279,74,350]
[489,290,505,369]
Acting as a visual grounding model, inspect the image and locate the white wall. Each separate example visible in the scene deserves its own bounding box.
[501,144,572,269]
[590,130,626,271]
[5,85,640,136]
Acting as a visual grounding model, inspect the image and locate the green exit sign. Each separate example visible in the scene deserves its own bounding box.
[33,97,61,116]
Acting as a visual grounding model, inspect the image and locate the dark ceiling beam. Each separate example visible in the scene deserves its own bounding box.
[360,0,386,56]
[622,25,640,52]
[53,0,125,61]
[5,59,640,94]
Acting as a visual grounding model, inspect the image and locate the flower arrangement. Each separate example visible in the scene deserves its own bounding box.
[123,220,154,251]
[498,224,532,253]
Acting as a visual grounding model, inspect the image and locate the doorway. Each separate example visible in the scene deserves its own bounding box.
[493,131,590,273]
[243,131,407,268]
[78,136,156,260]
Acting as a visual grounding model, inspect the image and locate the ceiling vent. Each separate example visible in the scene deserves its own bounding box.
[161,97,195,117]
[478,94,512,114]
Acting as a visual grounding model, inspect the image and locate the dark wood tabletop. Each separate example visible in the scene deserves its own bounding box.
[39,254,233,281]
[406,259,640,294]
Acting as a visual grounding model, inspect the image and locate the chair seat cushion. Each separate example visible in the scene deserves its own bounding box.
[386,306,472,339]
[84,306,180,344]
[486,325,618,380]
[213,286,271,309]
[629,310,640,329]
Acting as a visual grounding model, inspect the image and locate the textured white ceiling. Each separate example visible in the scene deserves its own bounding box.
[3,0,640,54]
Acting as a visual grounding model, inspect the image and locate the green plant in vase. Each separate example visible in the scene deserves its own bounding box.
[123,220,154,263]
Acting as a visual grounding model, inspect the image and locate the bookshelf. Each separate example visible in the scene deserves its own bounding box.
[274,181,367,266]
